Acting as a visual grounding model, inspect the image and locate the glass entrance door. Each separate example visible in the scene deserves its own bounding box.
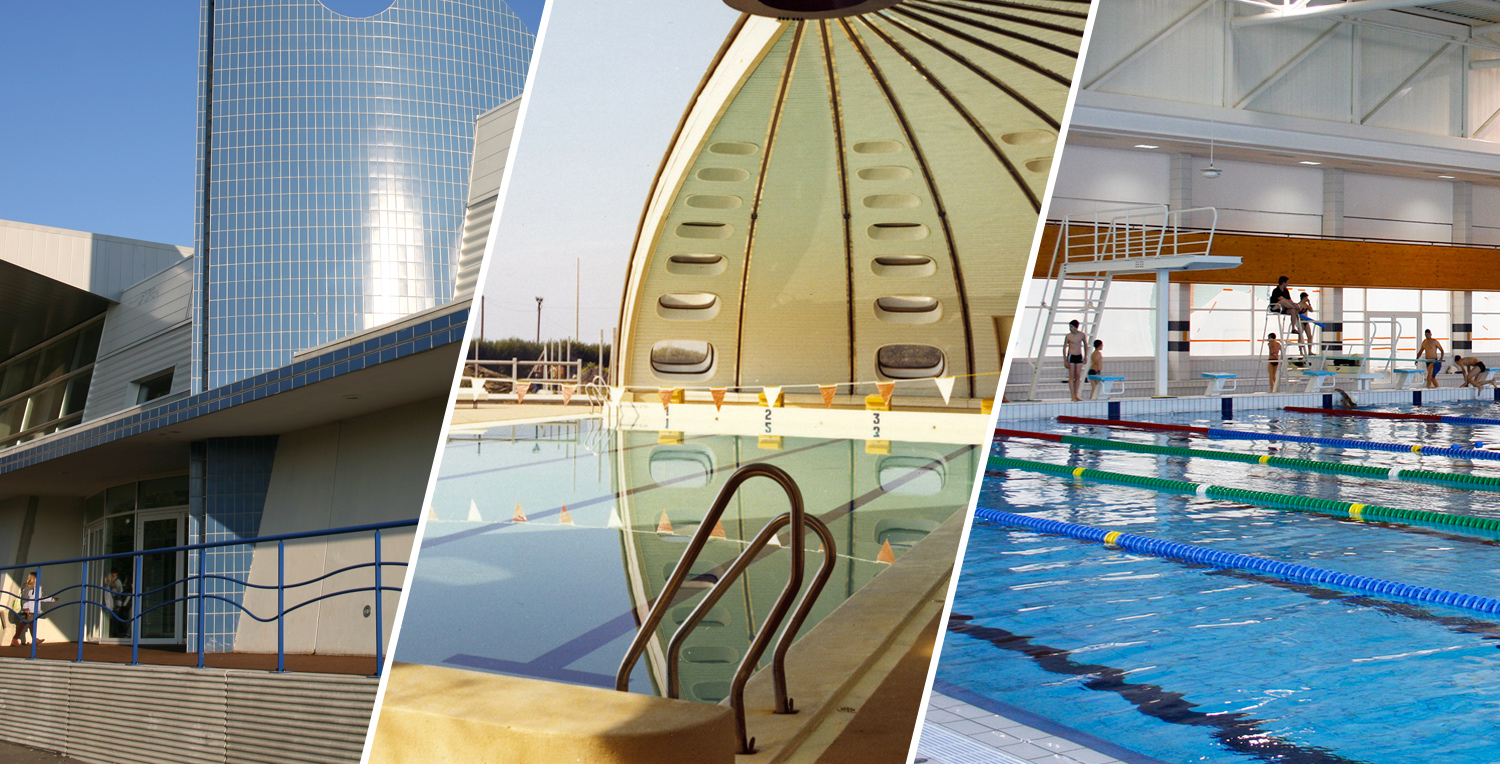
[137,511,185,644]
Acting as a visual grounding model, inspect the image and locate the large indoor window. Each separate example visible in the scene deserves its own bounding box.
[1190,284,1324,356]
[1017,279,1157,358]
[1343,288,1446,361]
[82,476,188,645]
[1473,293,1500,353]
[0,316,103,449]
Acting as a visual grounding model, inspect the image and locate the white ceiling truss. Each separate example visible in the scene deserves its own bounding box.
[1081,0,1500,140]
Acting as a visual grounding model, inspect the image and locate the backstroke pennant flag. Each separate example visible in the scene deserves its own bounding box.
[934,376,956,404]
[609,386,626,403]
[561,385,577,405]
[515,381,530,403]
[763,386,782,407]
[876,381,895,407]
[658,387,673,411]
[819,384,837,408]
[710,388,727,411]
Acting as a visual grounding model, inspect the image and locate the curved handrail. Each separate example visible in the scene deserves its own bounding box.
[614,463,825,755]
[665,512,836,752]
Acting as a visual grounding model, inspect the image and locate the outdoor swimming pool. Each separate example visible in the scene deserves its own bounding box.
[396,418,978,703]
[938,401,1500,764]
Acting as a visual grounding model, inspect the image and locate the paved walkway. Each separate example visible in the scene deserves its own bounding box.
[0,740,82,763]
[0,642,376,674]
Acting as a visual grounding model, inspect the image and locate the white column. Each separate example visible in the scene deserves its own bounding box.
[1157,269,1170,397]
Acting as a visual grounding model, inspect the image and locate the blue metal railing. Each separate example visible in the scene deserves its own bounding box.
[0,520,416,676]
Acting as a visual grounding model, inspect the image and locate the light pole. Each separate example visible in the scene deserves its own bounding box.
[535,297,543,344]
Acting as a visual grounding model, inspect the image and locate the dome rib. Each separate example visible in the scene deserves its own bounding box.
[818,20,860,387]
[837,17,978,395]
[893,4,1075,84]
[858,16,1040,211]
[733,22,808,386]
[878,11,1060,128]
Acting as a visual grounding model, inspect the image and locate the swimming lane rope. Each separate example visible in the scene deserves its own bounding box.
[1285,406,1500,427]
[972,507,1500,615]
[994,428,1500,490]
[988,455,1500,536]
[1056,416,1500,462]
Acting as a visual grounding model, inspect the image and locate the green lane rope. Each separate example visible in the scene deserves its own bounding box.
[989,455,1500,537]
[1047,433,1500,491]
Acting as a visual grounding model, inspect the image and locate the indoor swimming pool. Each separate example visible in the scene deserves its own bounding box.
[397,419,978,703]
[940,400,1500,764]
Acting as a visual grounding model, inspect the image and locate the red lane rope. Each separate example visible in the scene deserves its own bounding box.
[1284,406,1443,421]
[1056,416,1210,435]
[993,428,1061,441]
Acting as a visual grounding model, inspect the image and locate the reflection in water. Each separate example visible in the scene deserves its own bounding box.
[401,420,976,701]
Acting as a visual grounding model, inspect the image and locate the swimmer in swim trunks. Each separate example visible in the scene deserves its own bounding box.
[1454,355,1489,388]
[1088,340,1104,400]
[1064,320,1088,402]
[1418,329,1444,389]
[1267,333,1282,393]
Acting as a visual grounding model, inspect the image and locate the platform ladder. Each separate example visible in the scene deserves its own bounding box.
[615,464,835,755]
[1025,205,1218,400]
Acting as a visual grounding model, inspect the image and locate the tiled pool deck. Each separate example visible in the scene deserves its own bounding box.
[916,685,1167,764]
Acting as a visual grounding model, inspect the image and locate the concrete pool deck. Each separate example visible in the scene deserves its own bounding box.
[916,689,1167,764]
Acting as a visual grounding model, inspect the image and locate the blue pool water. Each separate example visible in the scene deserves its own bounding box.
[396,419,977,702]
[940,402,1500,764]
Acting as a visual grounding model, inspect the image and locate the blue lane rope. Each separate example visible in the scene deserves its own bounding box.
[1203,427,1500,461]
[973,508,1500,616]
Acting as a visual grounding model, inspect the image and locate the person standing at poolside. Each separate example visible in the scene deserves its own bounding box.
[1267,333,1282,393]
[1419,329,1444,389]
[1087,340,1105,400]
[1063,320,1088,402]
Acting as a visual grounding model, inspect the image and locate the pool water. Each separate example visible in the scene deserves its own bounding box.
[397,419,978,703]
[940,402,1500,764]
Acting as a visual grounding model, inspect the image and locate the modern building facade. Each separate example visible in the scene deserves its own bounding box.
[193,0,533,391]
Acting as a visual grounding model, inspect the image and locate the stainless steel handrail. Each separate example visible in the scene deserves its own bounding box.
[614,463,832,754]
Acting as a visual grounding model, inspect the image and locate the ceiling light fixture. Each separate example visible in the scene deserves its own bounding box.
[1439,175,1456,179]
[1299,161,1322,166]
[1201,128,1221,179]
[1134,144,1159,149]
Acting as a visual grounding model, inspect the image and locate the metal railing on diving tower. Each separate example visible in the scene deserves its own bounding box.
[615,464,835,755]
[1026,205,1222,400]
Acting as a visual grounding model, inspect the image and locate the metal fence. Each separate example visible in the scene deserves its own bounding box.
[0,519,415,676]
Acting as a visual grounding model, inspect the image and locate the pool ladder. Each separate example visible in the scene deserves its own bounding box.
[615,463,836,754]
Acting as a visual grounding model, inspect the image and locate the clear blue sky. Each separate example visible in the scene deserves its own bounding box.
[479,0,739,343]
[0,1,546,247]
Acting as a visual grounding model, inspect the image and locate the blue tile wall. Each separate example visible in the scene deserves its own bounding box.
[187,436,278,653]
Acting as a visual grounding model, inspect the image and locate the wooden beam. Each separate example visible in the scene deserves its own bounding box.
[1034,225,1500,290]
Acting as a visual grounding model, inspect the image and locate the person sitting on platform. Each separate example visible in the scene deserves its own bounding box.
[1269,277,1305,351]
[1419,329,1445,389]
[1294,292,1318,351]
[1087,340,1105,400]
[1454,355,1489,388]
[1267,333,1282,393]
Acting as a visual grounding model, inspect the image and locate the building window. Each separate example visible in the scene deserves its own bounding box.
[0,316,104,449]
[135,369,175,405]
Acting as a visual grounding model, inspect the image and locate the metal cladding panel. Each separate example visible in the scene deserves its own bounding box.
[1080,0,1225,101]
[0,219,190,302]
[620,2,1085,402]
[0,660,376,764]
[469,98,523,206]
[83,324,192,422]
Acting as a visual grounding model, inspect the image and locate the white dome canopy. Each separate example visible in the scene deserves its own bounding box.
[618,1,1086,401]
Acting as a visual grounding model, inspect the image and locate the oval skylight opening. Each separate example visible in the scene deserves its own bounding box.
[858,166,913,182]
[871,255,936,277]
[709,142,759,155]
[666,254,728,276]
[1001,130,1057,146]
[697,167,750,182]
